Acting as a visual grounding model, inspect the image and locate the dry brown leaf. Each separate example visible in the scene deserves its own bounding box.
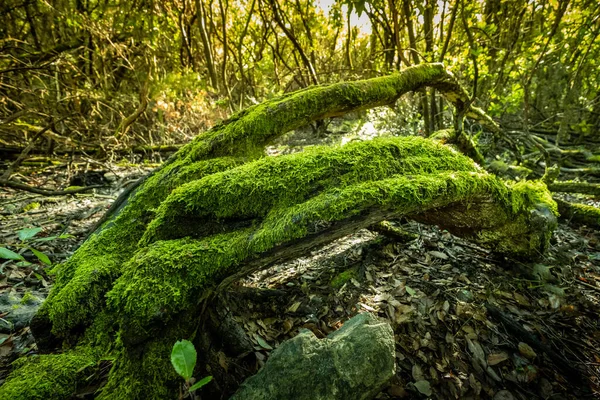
[429,250,448,260]
[514,292,530,306]
[394,304,414,324]
[487,352,509,366]
[518,342,536,360]
[412,364,424,381]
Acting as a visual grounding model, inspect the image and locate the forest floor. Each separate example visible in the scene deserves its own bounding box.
[0,154,599,400]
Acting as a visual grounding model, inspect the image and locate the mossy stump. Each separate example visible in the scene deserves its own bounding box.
[0,64,557,399]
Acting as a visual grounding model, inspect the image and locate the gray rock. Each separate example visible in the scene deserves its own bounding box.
[0,291,45,333]
[231,312,395,400]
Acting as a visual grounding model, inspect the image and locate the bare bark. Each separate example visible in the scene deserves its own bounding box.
[268,0,319,85]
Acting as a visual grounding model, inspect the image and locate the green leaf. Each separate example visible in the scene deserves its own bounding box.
[16,261,32,267]
[0,247,24,261]
[405,286,416,296]
[414,380,432,396]
[31,233,73,243]
[255,334,273,350]
[31,248,51,266]
[17,227,42,241]
[354,0,366,16]
[171,339,197,380]
[189,376,212,392]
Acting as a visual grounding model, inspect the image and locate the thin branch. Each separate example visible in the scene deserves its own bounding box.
[0,180,105,196]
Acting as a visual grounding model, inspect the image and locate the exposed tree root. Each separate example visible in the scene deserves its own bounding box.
[0,179,106,196]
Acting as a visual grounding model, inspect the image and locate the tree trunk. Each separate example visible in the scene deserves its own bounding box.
[195,0,219,91]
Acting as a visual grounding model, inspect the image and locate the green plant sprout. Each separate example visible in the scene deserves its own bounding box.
[171,339,212,399]
[0,227,73,272]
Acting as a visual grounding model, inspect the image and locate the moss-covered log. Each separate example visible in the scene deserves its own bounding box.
[548,181,600,196]
[0,64,557,400]
[554,198,600,229]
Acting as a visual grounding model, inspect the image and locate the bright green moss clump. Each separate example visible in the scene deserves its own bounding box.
[142,137,478,244]
[104,138,554,335]
[331,268,358,288]
[0,348,98,400]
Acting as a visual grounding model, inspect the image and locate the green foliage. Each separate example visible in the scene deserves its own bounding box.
[0,228,72,269]
[0,247,23,261]
[171,340,212,394]
[189,376,213,392]
[331,268,358,288]
[170,340,196,380]
[17,227,42,241]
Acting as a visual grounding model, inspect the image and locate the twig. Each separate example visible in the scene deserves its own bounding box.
[575,278,600,293]
[485,302,589,387]
[1,119,56,181]
[0,179,105,196]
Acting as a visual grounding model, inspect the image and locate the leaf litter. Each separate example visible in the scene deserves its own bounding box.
[0,159,599,399]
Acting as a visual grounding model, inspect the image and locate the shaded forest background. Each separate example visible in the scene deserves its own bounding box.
[1,0,599,160]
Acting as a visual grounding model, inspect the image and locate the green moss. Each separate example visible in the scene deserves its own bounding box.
[556,199,600,228]
[87,136,558,337]
[142,137,479,244]
[40,157,244,339]
[107,230,253,329]
[20,291,37,305]
[22,202,41,212]
[0,347,98,400]
[39,64,466,342]
[97,316,196,400]
[586,155,600,163]
[567,202,600,221]
[331,268,358,288]
[509,180,557,216]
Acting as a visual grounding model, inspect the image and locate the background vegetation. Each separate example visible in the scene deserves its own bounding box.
[1,0,599,157]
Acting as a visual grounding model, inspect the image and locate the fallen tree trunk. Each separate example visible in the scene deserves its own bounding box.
[548,181,600,196]
[554,198,600,229]
[1,64,557,399]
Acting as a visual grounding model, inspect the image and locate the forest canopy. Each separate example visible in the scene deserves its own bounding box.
[1,0,599,152]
